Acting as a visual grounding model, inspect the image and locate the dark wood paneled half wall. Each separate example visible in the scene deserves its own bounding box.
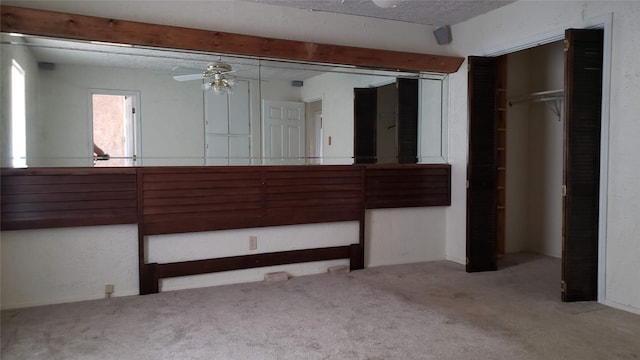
[1,165,450,294]
[1,167,138,230]
[366,165,451,208]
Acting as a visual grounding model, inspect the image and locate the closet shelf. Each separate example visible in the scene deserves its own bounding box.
[508,89,563,107]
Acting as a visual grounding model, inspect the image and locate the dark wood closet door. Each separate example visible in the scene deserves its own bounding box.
[562,28,604,302]
[397,78,419,164]
[354,88,377,164]
[466,56,499,272]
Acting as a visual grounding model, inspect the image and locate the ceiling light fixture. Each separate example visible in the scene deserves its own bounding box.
[371,0,403,9]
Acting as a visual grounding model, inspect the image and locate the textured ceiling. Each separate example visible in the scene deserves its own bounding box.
[244,0,515,26]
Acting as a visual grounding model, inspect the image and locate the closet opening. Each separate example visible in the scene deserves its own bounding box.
[502,41,565,262]
[467,28,605,302]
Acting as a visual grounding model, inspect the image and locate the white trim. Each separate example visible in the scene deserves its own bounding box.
[602,299,640,316]
[595,14,613,305]
[1,290,140,311]
[441,76,449,162]
[417,76,448,164]
[480,14,613,304]
[484,13,613,57]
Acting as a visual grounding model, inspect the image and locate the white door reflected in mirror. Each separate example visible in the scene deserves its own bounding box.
[262,100,306,165]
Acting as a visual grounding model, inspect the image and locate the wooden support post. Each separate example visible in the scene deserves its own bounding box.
[350,244,365,270]
[139,263,159,295]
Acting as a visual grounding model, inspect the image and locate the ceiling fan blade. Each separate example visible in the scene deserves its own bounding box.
[173,73,205,81]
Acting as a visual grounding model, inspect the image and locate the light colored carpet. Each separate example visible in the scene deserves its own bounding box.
[2,253,640,359]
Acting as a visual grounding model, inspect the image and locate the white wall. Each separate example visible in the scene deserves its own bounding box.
[149,223,357,292]
[1,225,139,309]
[366,208,446,267]
[36,63,204,166]
[447,1,640,314]
[34,63,303,166]
[1,213,448,309]
[261,80,302,103]
[505,49,530,254]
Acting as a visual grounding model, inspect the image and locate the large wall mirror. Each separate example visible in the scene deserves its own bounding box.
[1,26,448,167]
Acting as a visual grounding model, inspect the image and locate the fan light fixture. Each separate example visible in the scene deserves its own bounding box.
[203,59,236,95]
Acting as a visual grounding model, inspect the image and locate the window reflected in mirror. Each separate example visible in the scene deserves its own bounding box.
[0,33,448,167]
[10,59,26,168]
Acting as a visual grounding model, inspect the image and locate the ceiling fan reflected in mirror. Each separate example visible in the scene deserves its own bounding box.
[203,61,236,95]
[172,57,237,95]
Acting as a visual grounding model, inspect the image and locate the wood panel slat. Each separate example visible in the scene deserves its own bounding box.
[365,167,450,176]
[267,197,363,209]
[1,169,138,230]
[266,184,362,194]
[266,191,361,201]
[144,187,262,198]
[2,190,136,204]
[143,202,263,216]
[365,164,451,208]
[4,208,137,221]
[143,194,263,208]
[144,212,264,235]
[4,215,138,231]
[2,199,138,213]
[267,177,361,186]
[142,179,262,191]
[265,167,361,172]
[265,208,364,227]
[139,166,365,235]
[1,174,135,185]
[2,182,137,195]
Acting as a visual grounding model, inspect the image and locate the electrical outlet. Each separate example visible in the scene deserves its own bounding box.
[249,236,258,250]
[105,284,115,298]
